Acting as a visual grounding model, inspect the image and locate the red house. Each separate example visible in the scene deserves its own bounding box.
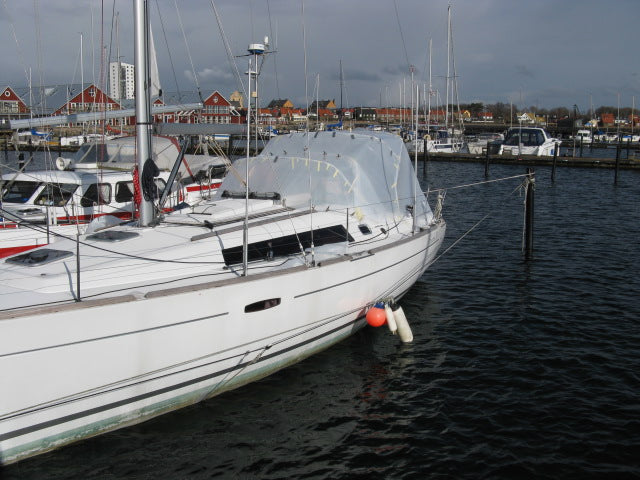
[53,84,122,127]
[0,86,30,120]
[201,91,232,124]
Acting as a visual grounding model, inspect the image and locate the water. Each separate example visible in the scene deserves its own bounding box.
[3,159,640,479]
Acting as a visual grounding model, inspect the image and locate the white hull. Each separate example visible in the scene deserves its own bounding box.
[0,222,445,464]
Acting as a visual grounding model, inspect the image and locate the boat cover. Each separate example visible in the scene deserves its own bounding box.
[219,130,433,226]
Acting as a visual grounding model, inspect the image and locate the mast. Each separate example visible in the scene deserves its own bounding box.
[339,59,344,115]
[243,42,265,276]
[428,38,432,136]
[80,32,84,113]
[134,0,154,226]
[445,5,451,131]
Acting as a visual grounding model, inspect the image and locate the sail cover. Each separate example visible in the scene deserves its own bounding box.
[219,130,433,226]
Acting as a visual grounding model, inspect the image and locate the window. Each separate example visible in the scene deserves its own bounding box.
[34,183,78,206]
[81,183,111,207]
[222,225,353,265]
[115,181,134,203]
[6,248,74,266]
[2,181,42,203]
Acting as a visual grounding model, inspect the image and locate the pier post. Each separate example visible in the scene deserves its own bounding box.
[523,168,535,260]
[484,146,490,178]
[579,137,583,157]
[614,142,621,185]
[627,137,631,159]
[551,143,558,183]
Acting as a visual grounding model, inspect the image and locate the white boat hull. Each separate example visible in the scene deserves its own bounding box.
[0,222,445,464]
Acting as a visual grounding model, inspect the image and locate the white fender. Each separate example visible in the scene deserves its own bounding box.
[384,303,397,335]
[392,304,413,343]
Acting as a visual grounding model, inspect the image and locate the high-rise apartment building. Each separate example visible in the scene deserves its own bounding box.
[109,62,135,100]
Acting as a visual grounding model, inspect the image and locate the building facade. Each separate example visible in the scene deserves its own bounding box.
[109,62,135,100]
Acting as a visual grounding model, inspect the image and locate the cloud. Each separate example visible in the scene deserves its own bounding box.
[184,67,234,83]
[515,65,535,79]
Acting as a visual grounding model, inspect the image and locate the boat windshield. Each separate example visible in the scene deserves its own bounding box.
[504,129,545,147]
[1,180,42,203]
[74,142,136,164]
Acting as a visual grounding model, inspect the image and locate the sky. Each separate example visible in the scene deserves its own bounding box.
[1,0,639,112]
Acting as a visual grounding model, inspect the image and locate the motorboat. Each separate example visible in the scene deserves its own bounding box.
[571,129,593,145]
[494,126,559,156]
[463,132,504,154]
[0,135,228,257]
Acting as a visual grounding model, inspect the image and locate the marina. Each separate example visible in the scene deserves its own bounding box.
[2,0,640,477]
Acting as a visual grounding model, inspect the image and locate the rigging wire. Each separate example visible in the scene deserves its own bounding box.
[393,0,412,73]
[174,0,203,104]
[209,0,247,99]
[2,0,30,87]
[154,0,181,99]
[266,0,280,99]
[300,0,314,265]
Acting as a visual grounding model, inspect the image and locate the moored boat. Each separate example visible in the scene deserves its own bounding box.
[494,126,559,156]
[0,135,228,257]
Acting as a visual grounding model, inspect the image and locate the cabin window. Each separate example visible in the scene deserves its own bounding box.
[6,248,74,266]
[87,230,139,242]
[115,181,135,203]
[1,181,42,203]
[81,183,112,207]
[222,225,353,265]
[34,183,78,206]
[358,224,372,235]
[244,298,281,313]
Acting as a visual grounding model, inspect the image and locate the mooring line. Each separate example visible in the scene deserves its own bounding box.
[429,175,530,264]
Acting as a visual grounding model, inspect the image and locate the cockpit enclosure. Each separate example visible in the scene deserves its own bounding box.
[217,130,434,227]
[503,128,547,147]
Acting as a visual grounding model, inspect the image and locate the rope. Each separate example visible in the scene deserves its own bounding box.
[154,0,181,99]
[430,178,528,265]
[210,0,247,99]
[428,173,530,193]
[175,0,202,103]
[393,0,412,73]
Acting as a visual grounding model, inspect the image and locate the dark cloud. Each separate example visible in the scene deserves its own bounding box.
[1,0,638,110]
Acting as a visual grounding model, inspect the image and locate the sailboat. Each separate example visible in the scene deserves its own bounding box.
[0,0,446,465]
[409,5,464,155]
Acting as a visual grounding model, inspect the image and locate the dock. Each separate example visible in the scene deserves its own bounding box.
[422,152,640,170]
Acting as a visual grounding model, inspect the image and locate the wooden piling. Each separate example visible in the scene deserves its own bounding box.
[551,143,558,183]
[579,137,583,157]
[484,146,490,178]
[524,168,534,260]
[614,142,621,185]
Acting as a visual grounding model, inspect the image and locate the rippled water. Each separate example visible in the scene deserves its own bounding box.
[3,158,640,479]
